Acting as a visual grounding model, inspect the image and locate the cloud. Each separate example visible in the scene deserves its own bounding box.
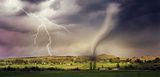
[0,0,160,58]
[0,0,24,16]
[22,0,46,4]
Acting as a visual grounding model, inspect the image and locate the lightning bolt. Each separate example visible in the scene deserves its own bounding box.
[19,8,69,56]
[40,23,52,56]
[33,23,52,56]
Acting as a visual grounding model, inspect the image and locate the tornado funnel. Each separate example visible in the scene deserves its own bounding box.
[90,3,120,70]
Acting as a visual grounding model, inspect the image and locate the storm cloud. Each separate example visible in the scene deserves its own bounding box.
[0,0,159,58]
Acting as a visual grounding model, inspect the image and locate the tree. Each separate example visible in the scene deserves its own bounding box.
[153,57,160,63]
[116,63,120,68]
[135,59,143,63]
[126,58,131,62]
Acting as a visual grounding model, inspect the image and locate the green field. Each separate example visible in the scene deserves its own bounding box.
[0,55,160,71]
[0,62,130,70]
[0,71,160,77]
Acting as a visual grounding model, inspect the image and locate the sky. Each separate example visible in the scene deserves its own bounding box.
[0,0,160,58]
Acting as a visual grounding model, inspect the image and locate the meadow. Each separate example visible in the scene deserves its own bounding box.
[0,62,130,70]
[0,55,160,77]
[0,55,160,71]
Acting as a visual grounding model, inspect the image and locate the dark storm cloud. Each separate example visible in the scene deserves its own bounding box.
[21,0,46,4]
[0,41,8,46]
[70,0,160,56]
[50,0,61,10]
[0,21,29,33]
[115,0,160,36]
[59,0,106,25]
[108,0,160,53]
[66,0,160,30]
[119,0,160,25]
[63,0,122,25]
[0,0,159,58]
[56,0,160,55]
[70,0,160,27]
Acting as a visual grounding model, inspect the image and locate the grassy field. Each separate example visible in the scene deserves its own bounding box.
[0,55,159,71]
[0,62,131,70]
[0,71,160,77]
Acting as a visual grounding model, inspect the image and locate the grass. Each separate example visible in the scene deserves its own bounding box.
[0,71,160,77]
[0,62,130,70]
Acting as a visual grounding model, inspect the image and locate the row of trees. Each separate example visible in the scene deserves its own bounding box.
[0,66,72,71]
[134,58,160,63]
